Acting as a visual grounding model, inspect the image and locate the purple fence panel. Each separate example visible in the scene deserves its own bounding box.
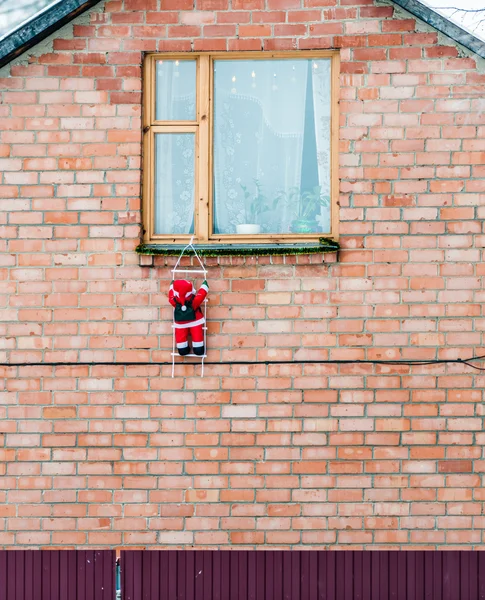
[0,550,115,600]
[121,550,485,600]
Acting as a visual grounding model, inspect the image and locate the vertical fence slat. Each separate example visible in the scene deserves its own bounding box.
[106,550,116,600]
[88,550,94,600]
[15,549,23,600]
[158,550,167,600]
[77,550,85,600]
[53,550,61,600]
[352,550,362,600]
[240,551,248,600]
[122,548,132,600]
[256,548,265,600]
[202,550,212,600]
[308,550,317,600]
[461,550,470,600]
[141,552,149,600]
[168,551,177,600]
[344,550,354,600]
[389,551,398,600]
[281,552,293,600]
[316,552,323,600]
[362,551,371,600]
[59,551,68,600]
[325,550,337,600]
[0,552,6,600]
[423,550,432,600]
[300,551,308,600]
[247,549,256,600]
[408,551,417,600]
[433,551,442,600]
[416,550,425,600]
[178,550,187,600]
[194,550,203,600]
[220,550,229,600]
[447,550,460,600]
[275,551,284,600]
[469,551,478,600]
[479,550,485,600]
[265,551,273,600]
[382,552,391,600]
[9,551,16,600]
[212,548,221,600]
[371,552,379,600]
[34,551,43,600]
[335,552,344,600]
[93,551,101,600]
[24,551,33,600]
[41,549,49,600]
[186,550,195,600]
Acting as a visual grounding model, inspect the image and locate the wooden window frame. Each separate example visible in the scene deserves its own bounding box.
[142,51,340,245]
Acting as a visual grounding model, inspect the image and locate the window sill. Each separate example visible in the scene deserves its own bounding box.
[136,239,339,266]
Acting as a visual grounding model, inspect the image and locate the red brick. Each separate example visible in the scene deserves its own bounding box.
[382,19,415,31]
[268,0,300,8]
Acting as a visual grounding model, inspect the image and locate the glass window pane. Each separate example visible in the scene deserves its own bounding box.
[154,133,195,235]
[212,58,331,235]
[156,60,196,121]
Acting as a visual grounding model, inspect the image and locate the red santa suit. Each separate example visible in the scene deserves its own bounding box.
[168,279,209,356]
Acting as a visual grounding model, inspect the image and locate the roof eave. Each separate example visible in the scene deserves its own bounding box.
[0,0,484,70]
[0,0,102,70]
[391,0,485,59]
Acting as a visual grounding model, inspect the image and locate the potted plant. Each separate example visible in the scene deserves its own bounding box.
[236,179,270,235]
[278,186,330,234]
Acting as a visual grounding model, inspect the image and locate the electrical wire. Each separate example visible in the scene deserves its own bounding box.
[2,355,485,369]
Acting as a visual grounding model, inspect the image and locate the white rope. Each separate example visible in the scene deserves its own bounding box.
[171,301,176,378]
[171,236,207,378]
[172,235,207,276]
[201,298,206,378]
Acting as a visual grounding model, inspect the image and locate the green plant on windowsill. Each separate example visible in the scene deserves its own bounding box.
[276,185,331,234]
[237,179,277,235]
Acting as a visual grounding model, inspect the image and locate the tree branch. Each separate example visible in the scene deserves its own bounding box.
[434,7,485,12]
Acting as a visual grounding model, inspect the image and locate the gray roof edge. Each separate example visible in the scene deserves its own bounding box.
[391,0,485,59]
[0,0,102,70]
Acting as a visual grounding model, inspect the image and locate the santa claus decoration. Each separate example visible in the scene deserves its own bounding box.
[168,279,209,356]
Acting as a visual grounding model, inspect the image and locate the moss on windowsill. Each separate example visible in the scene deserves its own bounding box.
[136,237,339,257]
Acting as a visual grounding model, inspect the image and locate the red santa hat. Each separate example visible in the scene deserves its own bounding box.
[170,280,196,312]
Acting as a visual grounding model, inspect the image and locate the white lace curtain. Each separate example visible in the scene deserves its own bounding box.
[154,60,196,235]
[213,59,331,234]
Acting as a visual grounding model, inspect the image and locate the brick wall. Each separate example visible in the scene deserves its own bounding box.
[0,0,485,549]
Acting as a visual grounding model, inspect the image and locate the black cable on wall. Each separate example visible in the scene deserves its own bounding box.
[1,355,484,370]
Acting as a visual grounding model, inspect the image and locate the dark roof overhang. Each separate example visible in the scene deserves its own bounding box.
[391,0,485,59]
[0,0,102,70]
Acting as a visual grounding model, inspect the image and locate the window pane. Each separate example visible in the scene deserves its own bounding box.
[156,60,196,121]
[154,133,195,235]
[213,58,331,235]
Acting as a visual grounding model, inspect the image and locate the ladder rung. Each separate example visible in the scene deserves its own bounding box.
[171,353,207,358]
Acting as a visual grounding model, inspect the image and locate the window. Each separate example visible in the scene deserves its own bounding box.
[142,51,340,245]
